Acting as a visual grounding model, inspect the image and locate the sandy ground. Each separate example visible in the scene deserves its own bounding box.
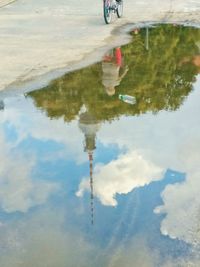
[0,0,199,93]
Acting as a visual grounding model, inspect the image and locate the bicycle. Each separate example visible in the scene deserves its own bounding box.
[103,0,123,24]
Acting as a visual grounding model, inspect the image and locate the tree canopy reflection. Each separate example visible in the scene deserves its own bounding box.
[29,24,200,122]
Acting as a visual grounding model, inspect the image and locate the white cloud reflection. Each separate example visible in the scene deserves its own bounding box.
[0,95,89,212]
[0,207,198,267]
[76,150,163,206]
[0,208,95,267]
[95,77,200,247]
[1,96,87,164]
[0,74,200,260]
[0,129,59,213]
[154,140,200,246]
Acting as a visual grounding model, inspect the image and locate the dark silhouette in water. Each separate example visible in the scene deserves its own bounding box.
[0,100,4,110]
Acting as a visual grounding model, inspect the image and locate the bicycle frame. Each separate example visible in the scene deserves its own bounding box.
[103,0,123,24]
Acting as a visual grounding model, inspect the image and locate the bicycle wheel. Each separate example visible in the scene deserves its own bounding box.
[116,0,123,18]
[103,0,112,24]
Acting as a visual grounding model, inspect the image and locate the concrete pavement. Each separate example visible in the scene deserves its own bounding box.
[0,0,199,93]
[0,0,16,8]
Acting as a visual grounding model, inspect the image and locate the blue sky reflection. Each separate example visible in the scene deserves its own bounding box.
[0,76,200,266]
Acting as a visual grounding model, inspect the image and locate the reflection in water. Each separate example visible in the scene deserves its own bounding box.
[77,149,163,206]
[29,24,200,122]
[0,100,4,110]
[78,110,100,224]
[0,125,59,213]
[102,47,129,96]
[1,24,200,266]
[154,141,200,247]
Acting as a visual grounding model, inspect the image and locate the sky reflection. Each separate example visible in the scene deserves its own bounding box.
[0,24,200,266]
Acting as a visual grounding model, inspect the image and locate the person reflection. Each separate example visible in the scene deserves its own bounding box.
[102,47,129,96]
[193,55,200,72]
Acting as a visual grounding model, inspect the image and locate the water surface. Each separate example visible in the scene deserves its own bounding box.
[0,24,200,267]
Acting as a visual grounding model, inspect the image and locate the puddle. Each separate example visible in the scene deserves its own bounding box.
[0,24,200,266]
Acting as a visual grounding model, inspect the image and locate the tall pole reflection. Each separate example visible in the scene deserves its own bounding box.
[145,27,149,51]
[0,100,4,110]
[79,111,100,225]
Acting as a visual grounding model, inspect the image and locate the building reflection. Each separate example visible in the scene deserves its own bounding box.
[78,110,101,224]
[0,100,4,110]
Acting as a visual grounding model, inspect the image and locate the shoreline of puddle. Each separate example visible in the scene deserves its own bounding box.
[0,20,200,99]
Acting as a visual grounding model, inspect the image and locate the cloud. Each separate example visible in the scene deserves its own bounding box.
[0,129,59,213]
[108,238,200,267]
[98,76,200,174]
[76,150,163,206]
[106,235,159,267]
[1,97,87,164]
[154,173,200,245]
[0,207,96,267]
[0,206,195,267]
[154,140,200,246]
[1,206,200,267]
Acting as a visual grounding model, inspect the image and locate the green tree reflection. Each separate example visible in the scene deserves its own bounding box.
[29,24,200,122]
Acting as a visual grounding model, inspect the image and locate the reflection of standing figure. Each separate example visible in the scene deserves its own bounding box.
[102,47,129,96]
